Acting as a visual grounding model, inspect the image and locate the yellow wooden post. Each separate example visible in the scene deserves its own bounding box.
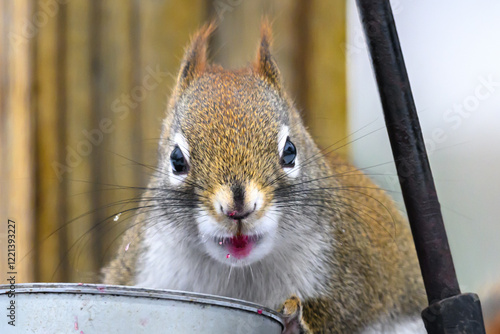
[32,0,68,282]
[304,0,347,157]
[0,0,35,283]
[65,0,97,282]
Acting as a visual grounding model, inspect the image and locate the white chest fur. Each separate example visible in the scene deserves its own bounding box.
[135,217,327,309]
[361,317,426,334]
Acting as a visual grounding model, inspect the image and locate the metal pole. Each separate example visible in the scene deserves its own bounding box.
[354,0,486,333]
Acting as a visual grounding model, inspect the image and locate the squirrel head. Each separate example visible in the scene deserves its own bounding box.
[158,22,314,267]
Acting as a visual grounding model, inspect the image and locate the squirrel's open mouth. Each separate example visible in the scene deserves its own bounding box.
[214,234,263,259]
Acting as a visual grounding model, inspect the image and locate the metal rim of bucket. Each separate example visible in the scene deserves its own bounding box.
[0,283,284,326]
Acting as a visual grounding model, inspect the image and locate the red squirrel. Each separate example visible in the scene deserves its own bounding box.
[103,22,426,333]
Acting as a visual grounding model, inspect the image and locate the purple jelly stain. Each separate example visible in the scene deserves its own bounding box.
[97,286,105,292]
[74,316,79,330]
[226,254,230,259]
[257,309,263,314]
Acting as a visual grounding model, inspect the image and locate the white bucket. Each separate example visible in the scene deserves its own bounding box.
[0,283,284,334]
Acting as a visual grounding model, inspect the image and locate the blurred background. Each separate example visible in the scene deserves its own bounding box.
[0,0,499,325]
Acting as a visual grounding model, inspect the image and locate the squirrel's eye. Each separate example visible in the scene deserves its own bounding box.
[281,137,296,168]
[170,146,189,175]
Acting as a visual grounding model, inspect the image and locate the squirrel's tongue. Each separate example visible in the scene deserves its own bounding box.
[227,235,253,259]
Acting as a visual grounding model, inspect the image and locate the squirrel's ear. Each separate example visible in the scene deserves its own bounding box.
[175,22,215,93]
[254,20,282,92]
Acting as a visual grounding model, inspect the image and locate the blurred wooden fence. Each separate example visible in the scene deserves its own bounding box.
[0,0,345,283]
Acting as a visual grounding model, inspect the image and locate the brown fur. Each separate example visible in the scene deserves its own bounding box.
[300,153,425,332]
[482,282,500,334]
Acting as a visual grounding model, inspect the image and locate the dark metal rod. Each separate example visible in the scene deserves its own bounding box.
[354,0,460,304]
[355,2,487,332]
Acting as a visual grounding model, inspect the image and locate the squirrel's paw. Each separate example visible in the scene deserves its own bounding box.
[279,295,312,334]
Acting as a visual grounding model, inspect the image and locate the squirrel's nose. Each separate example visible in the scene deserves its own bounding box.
[226,209,251,220]
[219,202,257,220]
[213,182,262,220]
